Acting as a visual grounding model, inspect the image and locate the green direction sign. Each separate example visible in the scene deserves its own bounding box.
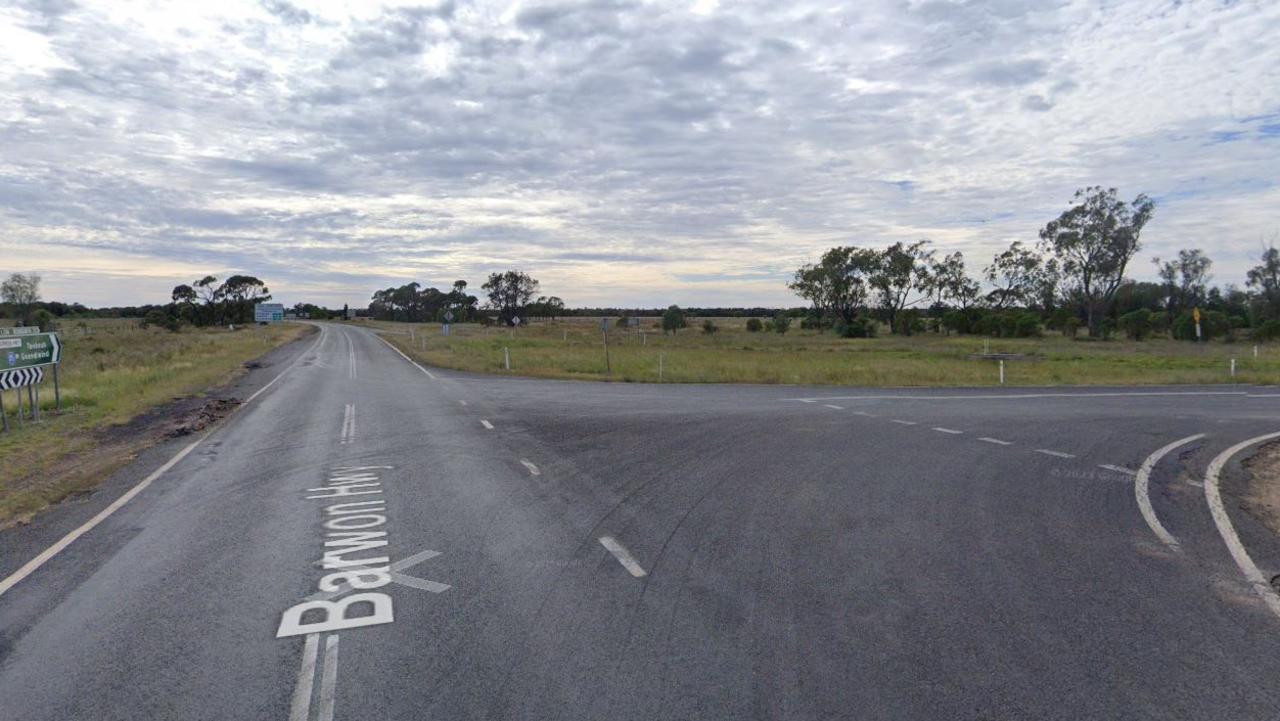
[0,332,61,370]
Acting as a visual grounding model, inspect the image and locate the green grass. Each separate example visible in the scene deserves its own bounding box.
[0,319,307,524]
[366,317,1280,387]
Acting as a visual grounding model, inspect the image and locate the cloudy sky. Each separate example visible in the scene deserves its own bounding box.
[1,0,1278,309]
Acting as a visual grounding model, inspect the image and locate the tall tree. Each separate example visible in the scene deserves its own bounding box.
[870,240,933,333]
[927,251,979,310]
[1039,187,1154,336]
[1153,249,1212,323]
[1,272,42,325]
[1247,242,1280,322]
[984,241,1055,310]
[789,246,880,326]
[482,270,540,325]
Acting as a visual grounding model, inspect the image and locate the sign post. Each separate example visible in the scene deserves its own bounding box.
[1193,307,1202,342]
[601,318,611,374]
[443,310,453,337]
[1,328,61,426]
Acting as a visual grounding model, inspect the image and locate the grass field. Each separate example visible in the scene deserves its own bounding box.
[370,316,1280,387]
[0,319,307,525]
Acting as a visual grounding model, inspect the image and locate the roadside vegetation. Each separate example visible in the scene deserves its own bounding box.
[0,318,306,525]
[374,316,1279,386]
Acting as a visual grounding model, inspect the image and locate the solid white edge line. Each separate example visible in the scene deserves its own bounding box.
[1204,431,1280,619]
[288,633,320,721]
[481,420,494,429]
[978,437,1012,445]
[315,634,340,721]
[377,334,437,379]
[1134,433,1205,549]
[0,324,326,599]
[520,459,541,476]
[599,536,648,578]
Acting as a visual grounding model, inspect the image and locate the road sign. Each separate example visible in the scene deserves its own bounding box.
[1193,306,1203,340]
[628,317,640,327]
[255,303,285,323]
[1,332,60,370]
[0,327,40,336]
[511,316,521,326]
[600,318,609,330]
[444,311,454,322]
[0,366,43,389]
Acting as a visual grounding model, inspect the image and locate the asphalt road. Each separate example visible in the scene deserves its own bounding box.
[2,322,1279,720]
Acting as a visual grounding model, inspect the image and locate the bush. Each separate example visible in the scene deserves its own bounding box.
[32,308,59,332]
[1252,319,1280,342]
[1172,310,1230,341]
[773,311,791,335]
[800,314,824,330]
[701,319,719,335]
[1117,309,1154,341]
[141,309,167,329]
[745,318,763,333]
[835,316,876,338]
[662,305,687,334]
[893,309,924,335]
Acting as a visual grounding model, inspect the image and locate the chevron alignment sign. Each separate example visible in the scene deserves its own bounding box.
[0,366,44,390]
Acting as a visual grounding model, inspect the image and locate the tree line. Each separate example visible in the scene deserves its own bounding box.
[790,186,1280,341]
[367,271,565,326]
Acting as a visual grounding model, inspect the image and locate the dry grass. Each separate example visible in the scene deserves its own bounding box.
[365,316,1280,387]
[0,319,306,524]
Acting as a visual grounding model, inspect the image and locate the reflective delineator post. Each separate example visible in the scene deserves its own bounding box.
[504,347,510,371]
[1231,358,1236,377]
[999,360,1005,385]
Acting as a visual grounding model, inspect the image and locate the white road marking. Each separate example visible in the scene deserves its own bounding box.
[785,390,1250,403]
[521,459,541,476]
[1204,431,1280,619]
[347,333,357,380]
[481,419,494,430]
[1186,479,1205,488]
[287,633,320,721]
[823,404,844,410]
[890,419,917,426]
[932,427,963,435]
[340,404,355,445]
[978,437,1012,445]
[851,411,877,417]
[1098,464,1137,476]
[307,549,450,602]
[1134,433,1205,549]
[599,536,648,578]
[1035,449,1075,458]
[316,634,339,721]
[458,400,468,406]
[378,335,437,379]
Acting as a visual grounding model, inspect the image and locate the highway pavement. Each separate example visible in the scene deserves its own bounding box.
[2,322,1279,720]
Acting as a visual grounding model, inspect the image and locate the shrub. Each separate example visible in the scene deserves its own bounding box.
[662,305,687,334]
[1172,310,1230,341]
[800,314,824,330]
[32,308,59,332]
[773,311,791,334]
[836,316,876,338]
[745,318,763,333]
[1117,309,1154,340]
[1252,319,1280,342]
[701,319,719,335]
[141,309,167,329]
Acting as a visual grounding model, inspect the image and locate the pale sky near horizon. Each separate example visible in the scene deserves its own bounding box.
[1,0,1278,309]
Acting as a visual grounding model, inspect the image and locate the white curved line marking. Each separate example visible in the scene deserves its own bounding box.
[1205,431,1280,619]
[1134,434,1205,548]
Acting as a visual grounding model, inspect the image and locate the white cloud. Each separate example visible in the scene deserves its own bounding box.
[0,0,1277,308]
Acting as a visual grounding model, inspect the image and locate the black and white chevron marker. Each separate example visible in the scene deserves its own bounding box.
[0,366,44,390]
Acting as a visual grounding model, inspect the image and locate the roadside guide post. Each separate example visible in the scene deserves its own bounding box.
[601,318,611,374]
[999,360,1005,385]
[504,347,511,371]
[1193,307,1202,342]
[1231,358,1236,377]
[658,352,663,382]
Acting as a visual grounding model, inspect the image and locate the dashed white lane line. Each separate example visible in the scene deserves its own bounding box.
[316,634,339,721]
[378,334,437,379]
[932,427,963,435]
[599,536,648,578]
[823,404,844,410]
[458,400,468,406]
[520,459,541,476]
[1035,449,1075,458]
[851,411,878,417]
[890,419,917,426]
[1098,464,1137,476]
[1133,435,1205,548]
[978,437,1013,446]
[288,633,321,721]
[481,420,494,430]
[1205,431,1280,620]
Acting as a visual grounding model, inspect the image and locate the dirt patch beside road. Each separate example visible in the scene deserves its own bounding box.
[1243,440,1280,537]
